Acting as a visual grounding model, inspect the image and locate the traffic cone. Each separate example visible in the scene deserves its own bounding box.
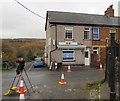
[99,63,103,71]
[16,77,26,94]
[19,77,25,100]
[59,72,67,84]
[67,64,72,72]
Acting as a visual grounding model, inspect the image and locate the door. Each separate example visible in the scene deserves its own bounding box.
[85,48,90,66]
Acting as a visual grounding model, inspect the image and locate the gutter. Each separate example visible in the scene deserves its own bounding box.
[49,24,57,65]
[50,22,120,28]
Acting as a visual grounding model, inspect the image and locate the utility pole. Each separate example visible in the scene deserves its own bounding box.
[110,32,116,100]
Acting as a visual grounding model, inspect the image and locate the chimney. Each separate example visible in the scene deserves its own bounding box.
[104,5,114,17]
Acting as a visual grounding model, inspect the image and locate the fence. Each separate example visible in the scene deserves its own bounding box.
[106,43,120,100]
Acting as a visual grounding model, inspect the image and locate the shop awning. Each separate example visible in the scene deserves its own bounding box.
[57,45,86,49]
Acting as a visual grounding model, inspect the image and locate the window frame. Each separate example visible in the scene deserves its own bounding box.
[93,28,99,40]
[62,50,75,61]
[93,47,98,54]
[109,28,116,40]
[84,27,90,40]
[65,27,73,40]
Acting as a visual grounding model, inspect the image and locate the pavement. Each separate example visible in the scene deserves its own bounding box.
[2,65,110,100]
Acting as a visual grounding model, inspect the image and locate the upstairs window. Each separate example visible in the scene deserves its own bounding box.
[84,28,90,40]
[93,28,99,40]
[109,28,116,33]
[65,27,73,40]
[109,28,116,40]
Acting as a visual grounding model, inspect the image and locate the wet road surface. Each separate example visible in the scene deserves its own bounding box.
[2,62,107,100]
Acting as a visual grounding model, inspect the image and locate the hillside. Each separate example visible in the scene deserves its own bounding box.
[2,38,46,68]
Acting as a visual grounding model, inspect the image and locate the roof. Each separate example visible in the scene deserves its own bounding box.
[45,11,120,30]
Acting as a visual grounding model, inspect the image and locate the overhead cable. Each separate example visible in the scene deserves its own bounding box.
[14,0,45,19]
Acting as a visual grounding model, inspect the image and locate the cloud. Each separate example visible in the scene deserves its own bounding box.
[1,0,119,39]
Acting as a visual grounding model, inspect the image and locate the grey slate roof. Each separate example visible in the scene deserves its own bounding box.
[46,11,120,28]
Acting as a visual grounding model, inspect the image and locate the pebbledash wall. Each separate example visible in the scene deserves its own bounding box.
[45,5,120,67]
[45,24,92,66]
[50,25,91,65]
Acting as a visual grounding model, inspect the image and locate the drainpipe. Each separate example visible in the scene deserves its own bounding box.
[49,24,57,65]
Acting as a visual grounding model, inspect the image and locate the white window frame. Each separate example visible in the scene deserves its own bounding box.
[109,28,116,40]
[93,47,98,54]
[65,27,73,40]
[62,50,75,61]
[48,38,51,45]
[93,28,99,40]
[84,27,90,40]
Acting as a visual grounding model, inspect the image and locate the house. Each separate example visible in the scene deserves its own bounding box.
[45,5,120,67]
[91,5,120,67]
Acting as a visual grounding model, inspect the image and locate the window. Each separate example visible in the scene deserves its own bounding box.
[109,28,116,33]
[48,38,51,45]
[84,28,90,40]
[93,47,98,54]
[93,28,99,40]
[85,52,88,58]
[109,28,116,40]
[62,50,74,61]
[65,27,73,39]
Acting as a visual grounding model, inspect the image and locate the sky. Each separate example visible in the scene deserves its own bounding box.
[1,0,120,39]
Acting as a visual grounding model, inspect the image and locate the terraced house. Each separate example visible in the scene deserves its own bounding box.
[45,5,120,67]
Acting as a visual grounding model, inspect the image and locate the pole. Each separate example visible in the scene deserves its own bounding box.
[105,47,108,82]
[10,76,17,89]
[119,44,120,100]
[23,68,34,92]
[110,33,116,100]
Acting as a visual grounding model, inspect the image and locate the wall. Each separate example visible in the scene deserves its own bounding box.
[92,27,120,66]
[50,24,92,65]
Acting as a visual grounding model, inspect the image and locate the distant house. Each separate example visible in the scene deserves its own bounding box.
[45,5,120,66]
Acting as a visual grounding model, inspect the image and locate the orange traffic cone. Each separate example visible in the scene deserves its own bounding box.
[59,72,67,84]
[16,77,26,94]
[67,64,72,72]
[19,77,25,100]
[99,63,103,71]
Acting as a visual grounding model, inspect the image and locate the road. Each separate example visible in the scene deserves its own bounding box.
[2,62,109,100]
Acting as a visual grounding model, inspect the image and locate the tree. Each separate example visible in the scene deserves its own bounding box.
[27,49,34,61]
[2,41,17,67]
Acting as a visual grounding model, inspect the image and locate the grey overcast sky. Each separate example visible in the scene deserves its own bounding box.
[1,0,120,39]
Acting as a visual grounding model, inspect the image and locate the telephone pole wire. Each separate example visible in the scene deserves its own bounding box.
[14,0,45,19]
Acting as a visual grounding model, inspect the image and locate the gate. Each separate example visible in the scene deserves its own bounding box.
[106,47,111,85]
[105,33,120,100]
[91,54,99,68]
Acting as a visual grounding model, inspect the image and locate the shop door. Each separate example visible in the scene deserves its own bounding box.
[85,49,90,66]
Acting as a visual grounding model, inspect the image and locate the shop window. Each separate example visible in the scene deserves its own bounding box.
[62,50,74,61]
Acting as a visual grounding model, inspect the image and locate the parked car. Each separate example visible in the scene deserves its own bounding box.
[33,57,45,67]
[2,61,10,69]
